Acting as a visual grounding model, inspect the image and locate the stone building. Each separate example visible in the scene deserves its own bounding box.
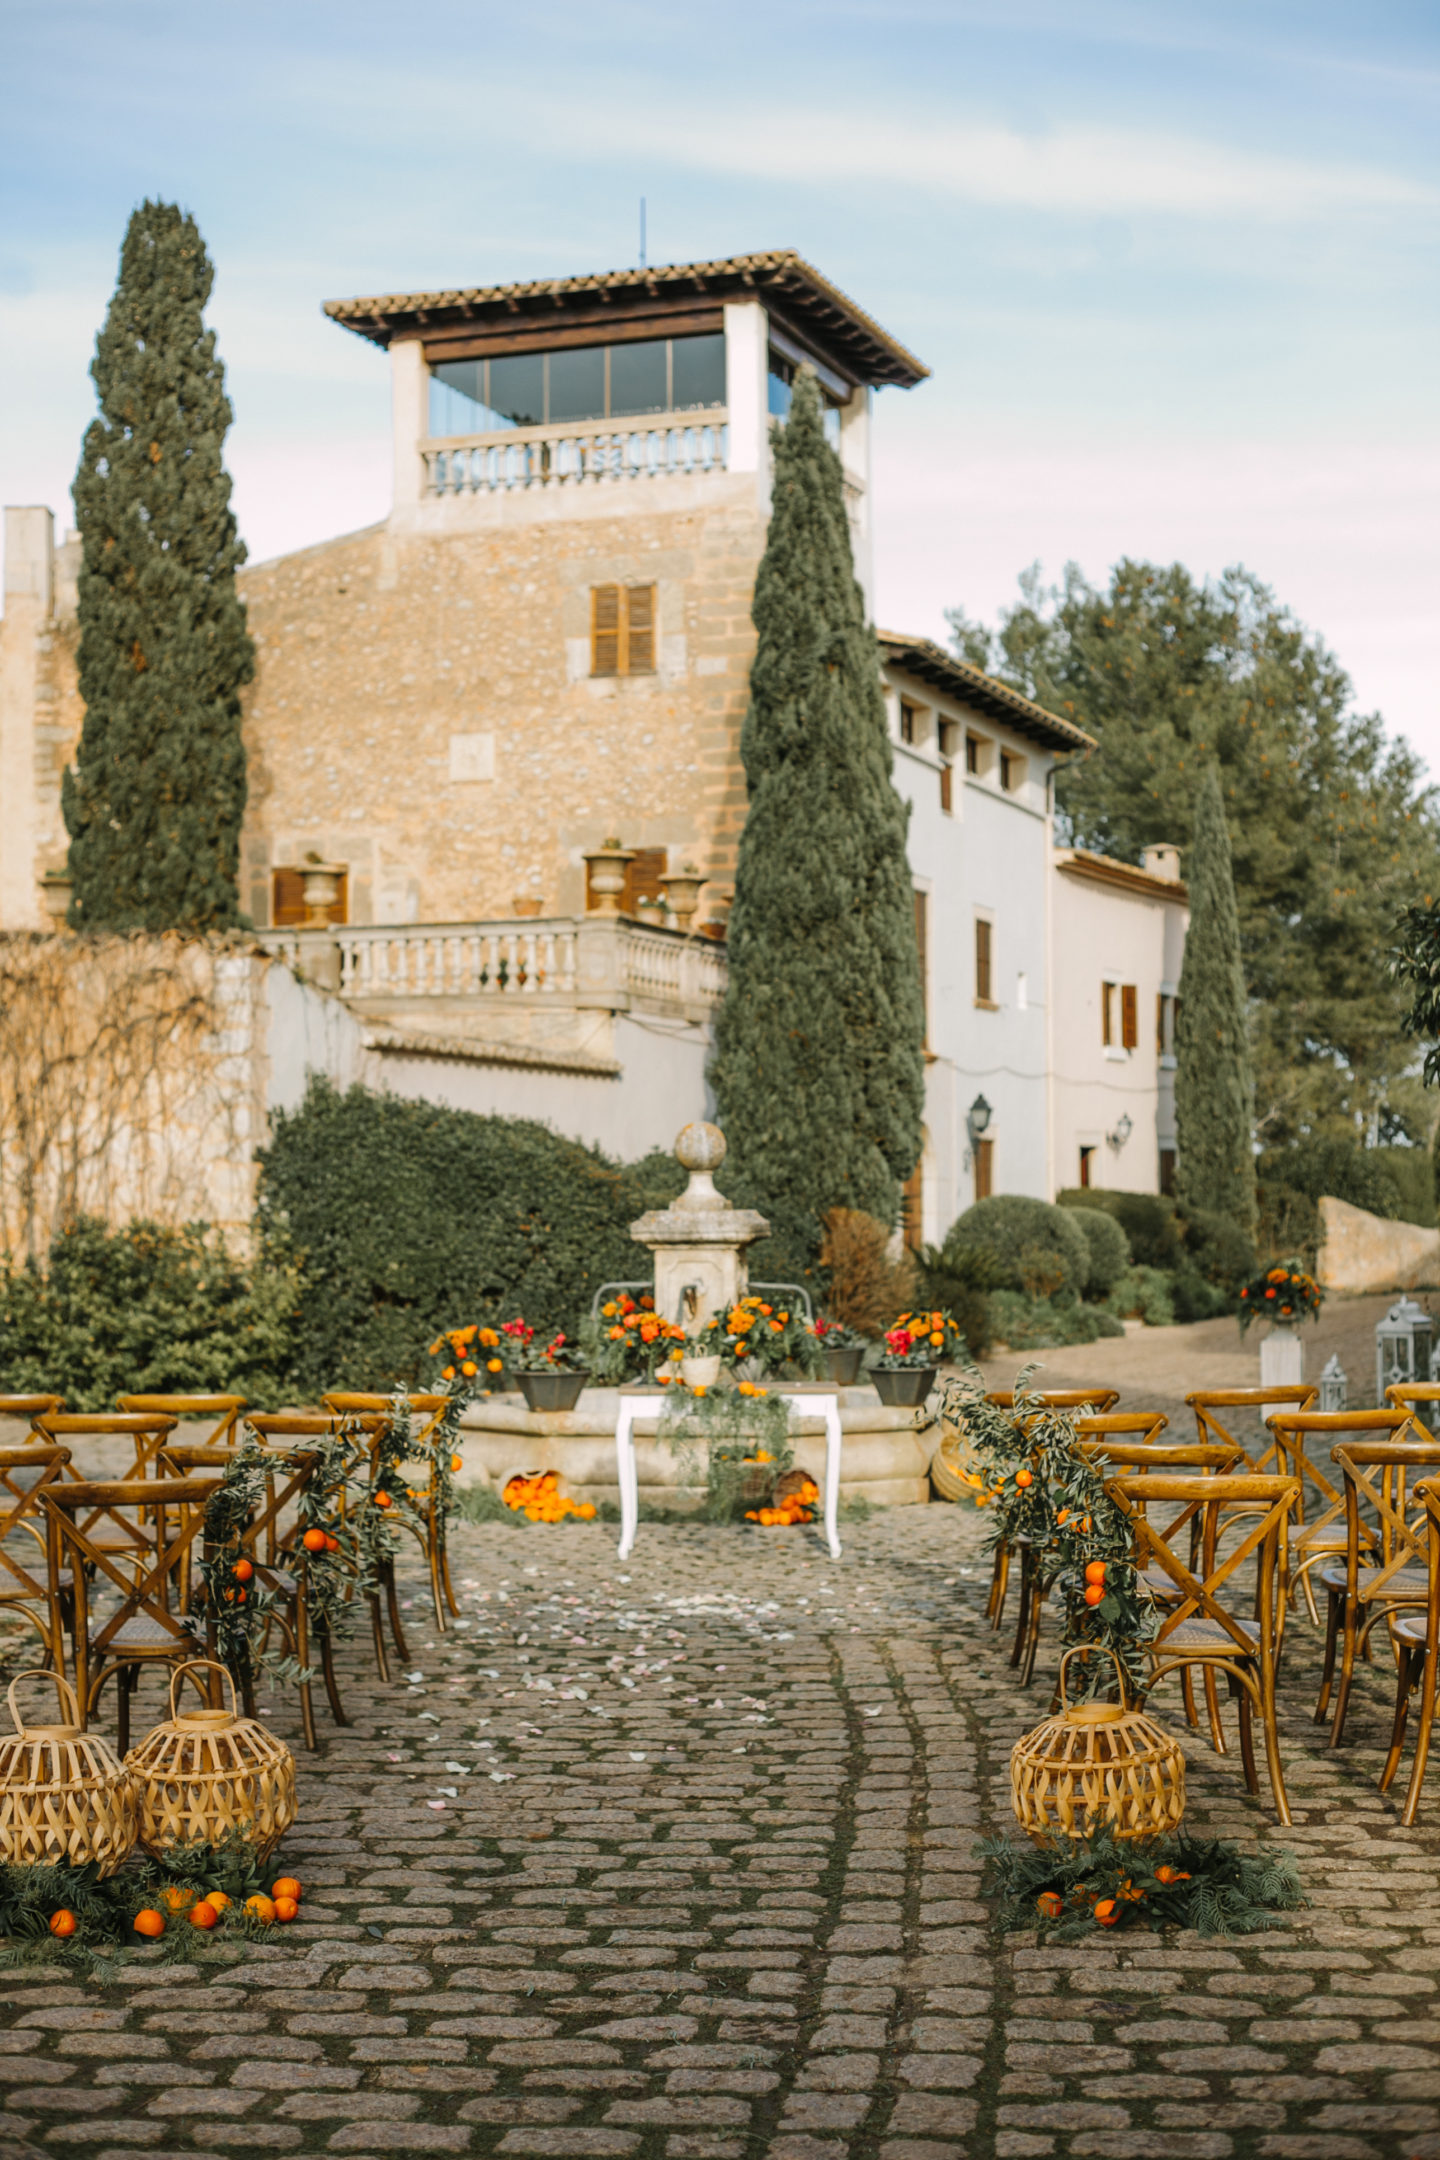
[0,246,1185,1241]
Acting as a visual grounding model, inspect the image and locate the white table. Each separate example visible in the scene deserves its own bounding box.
[614,1385,844,1563]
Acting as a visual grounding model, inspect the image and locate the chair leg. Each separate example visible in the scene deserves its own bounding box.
[1316,1589,1343,1721]
[1258,1672,1292,1827]
[369,1592,391,1682]
[1180,1667,1199,1728]
[1203,1667,1227,1754]
[987,1544,1010,1630]
[383,1560,411,1666]
[1403,1634,1440,1827]
[1328,1606,1363,1746]
[116,1664,133,1755]
[1233,1674,1259,1796]
[319,1628,348,1728]
[441,1538,461,1621]
[1298,1564,1319,1628]
[1380,1643,1420,1793]
[295,1587,319,1754]
[1009,1551,1034,1670]
[1017,1576,1045,1689]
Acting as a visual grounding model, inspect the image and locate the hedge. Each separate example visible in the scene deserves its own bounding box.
[944,1195,1093,1300]
[1062,1207,1131,1299]
[256,1078,686,1394]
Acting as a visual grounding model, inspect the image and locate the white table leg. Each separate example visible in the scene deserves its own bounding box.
[821,1395,843,1560]
[616,1404,639,1560]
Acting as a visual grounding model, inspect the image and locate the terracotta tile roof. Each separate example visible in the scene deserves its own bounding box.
[877,631,1095,753]
[1055,849,1189,903]
[324,249,928,389]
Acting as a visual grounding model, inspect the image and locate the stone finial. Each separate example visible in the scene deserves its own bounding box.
[674,1122,727,1211]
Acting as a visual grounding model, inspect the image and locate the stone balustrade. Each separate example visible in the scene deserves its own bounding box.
[261,914,726,1020]
[422,410,729,496]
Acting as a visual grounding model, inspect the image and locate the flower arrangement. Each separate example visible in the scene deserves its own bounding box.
[582,1293,688,1384]
[428,1322,505,1384]
[878,1310,965,1368]
[813,1317,869,1353]
[977,1826,1304,1940]
[1238,1262,1323,1334]
[696,1295,820,1377]
[506,1324,585,1375]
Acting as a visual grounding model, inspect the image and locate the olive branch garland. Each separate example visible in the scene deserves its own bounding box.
[937,1364,1159,1696]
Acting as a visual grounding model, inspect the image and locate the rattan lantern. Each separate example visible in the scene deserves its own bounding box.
[125,1661,296,1862]
[1011,1648,1185,1845]
[0,1671,138,1876]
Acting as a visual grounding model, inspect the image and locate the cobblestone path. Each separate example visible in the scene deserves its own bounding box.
[5,1502,1440,2160]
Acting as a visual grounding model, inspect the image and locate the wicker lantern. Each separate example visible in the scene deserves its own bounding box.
[125,1661,296,1862]
[1011,1648,1185,1845]
[0,1671,138,1876]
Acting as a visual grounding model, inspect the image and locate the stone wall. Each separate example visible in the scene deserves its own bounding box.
[1316,1193,1440,1294]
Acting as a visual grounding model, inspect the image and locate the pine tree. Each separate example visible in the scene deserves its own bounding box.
[1175,765,1257,1234]
[709,370,925,1271]
[64,202,253,931]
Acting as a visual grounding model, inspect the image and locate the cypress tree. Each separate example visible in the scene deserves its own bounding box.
[710,369,925,1270]
[1174,764,1257,1234]
[64,201,253,931]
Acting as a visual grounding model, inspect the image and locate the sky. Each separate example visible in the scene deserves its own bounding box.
[2,1,1437,767]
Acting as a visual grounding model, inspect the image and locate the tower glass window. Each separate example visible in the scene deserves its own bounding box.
[429,333,726,434]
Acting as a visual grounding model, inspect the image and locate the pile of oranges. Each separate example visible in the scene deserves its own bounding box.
[502,1472,597,1524]
[746,1476,819,1528]
[128,1875,303,1939]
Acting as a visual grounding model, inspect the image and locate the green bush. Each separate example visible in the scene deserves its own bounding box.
[987,1290,1126,1351]
[0,1216,298,1411]
[912,1244,1004,1357]
[945,1196,1093,1300]
[1107,1264,1176,1327]
[1255,1182,1319,1266]
[1181,1207,1255,1290]
[256,1078,687,1394]
[1375,1145,1435,1228]
[1056,1189,1183,1272]
[1257,1136,1399,1219]
[1063,1208,1131,1299]
[1170,1267,1232,1322]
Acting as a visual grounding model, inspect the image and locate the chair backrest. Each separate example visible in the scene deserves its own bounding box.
[35,1411,179,1481]
[1188,1386,1319,1475]
[167,1440,327,1574]
[1110,1471,1299,1672]
[0,1396,64,1441]
[322,1393,450,1468]
[118,1395,247,1450]
[1073,1411,1170,1447]
[0,1445,72,1600]
[1412,1476,1440,1651]
[1268,1408,1413,1534]
[986,1389,1121,1413]
[40,1473,222,1708]
[1329,1430,1440,1597]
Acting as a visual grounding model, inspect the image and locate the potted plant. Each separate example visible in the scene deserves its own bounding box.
[813,1317,868,1386]
[701,1296,822,1381]
[581,1293,688,1387]
[873,1310,965,1407]
[508,1321,589,1413]
[428,1322,510,1392]
[1237,1262,1322,1335]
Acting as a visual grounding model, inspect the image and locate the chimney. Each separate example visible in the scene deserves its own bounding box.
[1141,843,1182,882]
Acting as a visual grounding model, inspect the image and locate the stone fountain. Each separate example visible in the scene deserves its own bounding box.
[628,1121,768,1326]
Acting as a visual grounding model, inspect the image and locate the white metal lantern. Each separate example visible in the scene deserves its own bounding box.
[1318,1354,1348,1415]
[1376,1298,1433,1406]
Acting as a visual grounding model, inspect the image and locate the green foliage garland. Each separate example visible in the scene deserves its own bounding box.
[709,370,925,1279]
[65,202,254,931]
[976,1826,1304,1940]
[0,1835,272,1973]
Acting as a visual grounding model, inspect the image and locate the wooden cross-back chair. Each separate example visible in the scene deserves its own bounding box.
[34,1413,179,1569]
[243,1411,399,1683]
[0,1445,73,1660]
[118,1395,248,1451]
[1379,1475,1440,1824]
[995,1410,1172,1686]
[1315,1429,1440,1745]
[323,1392,460,1636]
[164,1431,356,1752]
[40,1472,221,1748]
[0,1397,65,1440]
[1386,1383,1440,1438]
[1266,1409,1405,1627]
[984,1389,1122,1634]
[1187,1387,1319,1482]
[1109,1470,1299,1823]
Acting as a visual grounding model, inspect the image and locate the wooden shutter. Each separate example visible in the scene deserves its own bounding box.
[271,868,346,928]
[1121,984,1138,1050]
[591,585,621,676]
[939,762,953,813]
[622,848,668,914]
[975,918,992,1004]
[625,584,655,674]
[1102,981,1114,1045]
[914,890,929,1041]
[974,1139,993,1201]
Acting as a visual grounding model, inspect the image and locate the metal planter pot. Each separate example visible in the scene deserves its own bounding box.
[820,1347,865,1386]
[517,1371,587,1413]
[872,1366,936,1408]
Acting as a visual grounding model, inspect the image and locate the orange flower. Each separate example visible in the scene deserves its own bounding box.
[1153,1865,1191,1885]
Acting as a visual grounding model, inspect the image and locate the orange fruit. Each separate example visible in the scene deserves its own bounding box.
[160,1885,195,1914]
[1094,1898,1120,1928]
[1084,1561,1107,1586]
[1084,1584,1105,1607]
[1014,1468,1032,1488]
[233,1558,254,1583]
[187,1901,219,1930]
[204,1892,231,1914]
[374,1492,393,1510]
[451,1454,463,1473]
[245,1894,276,1924]
[270,1877,301,1903]
[302,1528,327,1552]
[324,1534,340,1552]
[1035,1891,1063,1920]
[49,1909,77,1938]
[133,1909,166,1938]
[273,1895,299,1923]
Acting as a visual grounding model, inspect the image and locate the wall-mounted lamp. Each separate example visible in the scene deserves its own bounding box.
[1107,1112,1133,1150]
[967,1094,993,1143]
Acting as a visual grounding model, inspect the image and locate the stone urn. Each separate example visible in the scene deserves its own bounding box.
[38,869,72,926]
[300,860,346,927]
[660,865,705,933]
[583,841,634,916]
[630,1123,769,1326]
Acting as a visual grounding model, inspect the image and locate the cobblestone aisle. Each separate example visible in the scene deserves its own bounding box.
[3,1504,1440,2159]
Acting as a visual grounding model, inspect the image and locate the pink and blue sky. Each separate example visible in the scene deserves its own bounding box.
[3,1,1436,762]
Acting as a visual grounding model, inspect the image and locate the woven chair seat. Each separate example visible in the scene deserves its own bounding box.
[1139,1567,1183,1599]
[1392,1610,1430,1650]
[1293,1526,1347,1551]
[96,1615,189,1651]
[1316,1564,1427,1601]
[1160,1615,1260,1654]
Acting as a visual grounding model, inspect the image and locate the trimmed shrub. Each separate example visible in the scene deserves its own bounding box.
[256,1078,686,1394]
[1107,1265,1176,1328]
[945,1196,1092,1300]
[1063,1208,1131,1299]
[819,1209,916,1337]
[1056,1189,1183,1272]
[988,1290,1126,1351]
[1170,1267,1232,1322]
[1182,1207,1255,1290]
[0,1216,298,1411]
